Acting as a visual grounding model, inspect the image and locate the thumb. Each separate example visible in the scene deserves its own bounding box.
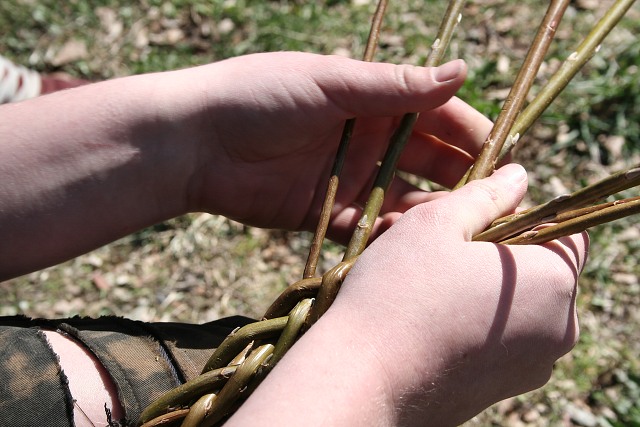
[413,164,529,240]
[314,57,468,117]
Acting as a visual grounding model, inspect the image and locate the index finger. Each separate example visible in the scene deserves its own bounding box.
[411,96,492,158]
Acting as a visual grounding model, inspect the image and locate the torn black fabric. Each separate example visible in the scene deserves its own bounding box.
[0,315,254,426]
[0,324,74,427]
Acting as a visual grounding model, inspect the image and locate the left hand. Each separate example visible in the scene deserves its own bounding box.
[170,52,492,242]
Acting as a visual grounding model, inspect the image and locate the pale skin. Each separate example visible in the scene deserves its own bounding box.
[0,52,588,426]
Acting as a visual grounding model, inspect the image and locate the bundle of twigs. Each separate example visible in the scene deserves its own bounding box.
[137,0,639,425]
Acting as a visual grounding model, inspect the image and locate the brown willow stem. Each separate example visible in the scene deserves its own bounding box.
[343,0,466,261]
[474,164,640,242]
[499,197,640,245]
[492,195,640,229]
[464,0,570,183]
[303,0,389,279]
[552,195,640,222]
[501,0,638,157]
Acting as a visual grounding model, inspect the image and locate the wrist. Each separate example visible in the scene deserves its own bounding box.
[120,71,207,219]
[228,306,397,426]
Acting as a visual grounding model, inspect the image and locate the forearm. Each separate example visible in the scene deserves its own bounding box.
[0,73,199,279]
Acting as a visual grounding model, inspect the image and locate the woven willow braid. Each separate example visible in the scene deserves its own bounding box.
[138,259,354,427]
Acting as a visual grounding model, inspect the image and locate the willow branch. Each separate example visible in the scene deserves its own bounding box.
[138,366,237,425]
[303,0,389,279]
[269,299,313,365]
[463,0,570,183]
[343,0,466,261]
[342,113,418,260]
[474,164,640,242]
[263,276,321,319]
[139,408,190,427]
[201,317,287,374]
[499,197,640,245]
[199,344,275,427]
[501,0,638,156]
[306,258,357,326]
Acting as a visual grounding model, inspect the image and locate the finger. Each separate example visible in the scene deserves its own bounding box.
[495,234,588,357]
[542,231,590,275]
[325,180,449,247]
[410,163,529,240]
[517,223,590,275]
[312,57,468,118]
[324,205,402,246]
[396,132,475,188]
[412,97,493,157]
[378,176,448,215]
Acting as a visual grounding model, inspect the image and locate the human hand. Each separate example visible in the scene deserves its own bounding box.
[329,163,589,425]
[0,51,489,277]
[229,164,589,426]
[170,52,491,241]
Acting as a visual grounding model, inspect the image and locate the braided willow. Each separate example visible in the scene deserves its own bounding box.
[138,1,639,425]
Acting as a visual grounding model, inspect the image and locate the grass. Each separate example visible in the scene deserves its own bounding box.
[1,0,639,425]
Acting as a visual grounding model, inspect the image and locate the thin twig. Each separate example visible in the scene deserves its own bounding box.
[463,0,571,183]
[474,165,640,242]
[303,0,389,278]
[305,258,357,326]
[500,0,638,158]
[343,0,466,261]
[137,366,237,425]
[500,197,640,245]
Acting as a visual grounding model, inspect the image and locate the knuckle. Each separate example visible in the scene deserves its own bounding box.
[393,64,419,96]
[406,201,450,229]
[467,179,501,206]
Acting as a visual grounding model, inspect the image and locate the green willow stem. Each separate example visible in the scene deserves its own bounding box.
[464,0,570,183]
[269,299,314,365]
[303,0,389,279]
[342,0,466,261]
[139,408,190,427]
[342,113,418,260]
[199,344,275,427]
[262,276,321,319]
[306,258,356,326]
[502,0,638,156]
[500,197,640,245]
[137,366,236,425]
[475,165,640,242]
[201,317,287,374]
[181,393,217,427]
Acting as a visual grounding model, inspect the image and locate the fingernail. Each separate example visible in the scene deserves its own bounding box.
[494,163,527,186]
[433,59,464,83]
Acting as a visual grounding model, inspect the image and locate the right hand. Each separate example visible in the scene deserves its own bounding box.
[329,163,589,425]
